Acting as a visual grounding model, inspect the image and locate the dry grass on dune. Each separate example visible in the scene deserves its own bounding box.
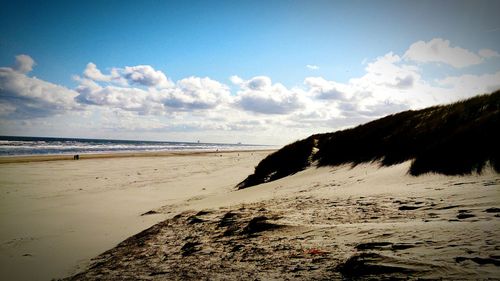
[238,90,500,189]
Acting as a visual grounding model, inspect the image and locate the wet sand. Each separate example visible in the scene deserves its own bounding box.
[0,150,272,281]
[0,149,272,164]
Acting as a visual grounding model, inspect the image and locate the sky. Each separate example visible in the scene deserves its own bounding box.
[0,0,499,145]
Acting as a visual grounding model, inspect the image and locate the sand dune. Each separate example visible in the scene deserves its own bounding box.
[66,161,500,280]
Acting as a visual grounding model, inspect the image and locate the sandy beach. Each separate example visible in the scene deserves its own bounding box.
[0,150,272,281]
[1,149,499,280]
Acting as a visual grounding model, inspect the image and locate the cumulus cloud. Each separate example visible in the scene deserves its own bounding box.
[298,51,427,121]
[76,63,230,114]
[404,38,483,68]
[122,65,172,88]
[245,76,272,90]
[76,81,165,114]
[83,62,111,82]
[97,108,167,131]
[361,52,420,89]
[479,49,500,59]
[357,100,410,117]
[13,54,35,74]
[165,77,230,110]
[235,76,305,114]
[304,77,349,100]
[437,71,500,95]
[229,75,244,85]
[82,62,172,88]
[0,55,79,119]
[0,103,16,116]
[394,75,414,89]
[306,64,319,70]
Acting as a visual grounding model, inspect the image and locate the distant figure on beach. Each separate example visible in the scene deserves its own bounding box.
[73,154,80,160]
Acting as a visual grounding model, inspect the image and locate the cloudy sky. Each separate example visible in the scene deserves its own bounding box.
[1,0,499,145]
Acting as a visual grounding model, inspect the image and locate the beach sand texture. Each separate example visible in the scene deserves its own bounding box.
[0,150,271,281]
[66,160,500,280]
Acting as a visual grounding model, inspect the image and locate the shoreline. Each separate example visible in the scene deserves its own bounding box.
[0,148,277,164]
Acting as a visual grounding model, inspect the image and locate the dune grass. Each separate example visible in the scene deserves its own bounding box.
[237,90,500,189]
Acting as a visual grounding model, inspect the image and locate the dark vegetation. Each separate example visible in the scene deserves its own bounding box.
[236,137,316,188]
[237,90,500,189]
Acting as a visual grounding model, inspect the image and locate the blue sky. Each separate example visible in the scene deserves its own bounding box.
[1,0,499,144]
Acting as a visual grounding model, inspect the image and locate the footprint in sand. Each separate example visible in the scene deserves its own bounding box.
[484,207,500,213]
[456,210,476,219]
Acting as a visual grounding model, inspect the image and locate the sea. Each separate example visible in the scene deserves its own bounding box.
[0,136,271,157]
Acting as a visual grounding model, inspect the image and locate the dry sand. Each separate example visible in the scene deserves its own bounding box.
[1,151,499,280]
[68,162,499,280]
[0,150,272,281]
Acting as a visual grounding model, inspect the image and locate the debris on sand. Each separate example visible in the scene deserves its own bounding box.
[304,248,329,256]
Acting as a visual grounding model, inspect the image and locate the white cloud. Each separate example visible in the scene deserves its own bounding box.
[83,63,172,88]
[0,103,16,116]
[13,54,35,74]
[360,52,420,89]
[0,56,79,119]
[229,75,244,85]
[479,48,500,59]
[437,71,500,96]
[98,108,166,131]
[244,76,272,90]
[122,65,172,88]
[299,52,430,120]
[306,64,319,70]
[83,62,112,82]
[76,82,165,114]
[76,63,230,114]
[332,52,423,113]
[404,38,483,68]
[235,76,305,114]
[166,77,231,110]
[304,77,350,100]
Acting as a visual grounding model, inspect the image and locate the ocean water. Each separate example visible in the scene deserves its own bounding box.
[0,136,270,156]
